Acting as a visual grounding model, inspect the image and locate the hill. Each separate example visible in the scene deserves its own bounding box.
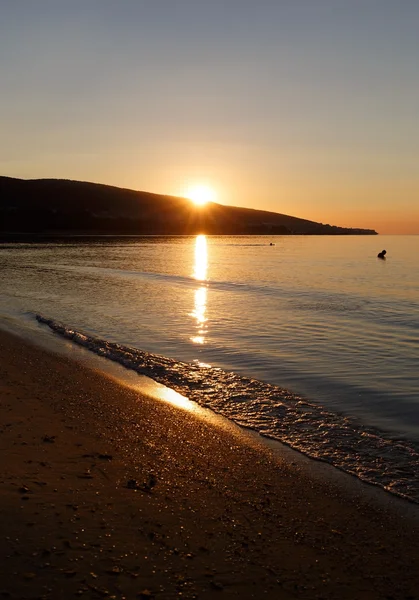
[0,177,377,236]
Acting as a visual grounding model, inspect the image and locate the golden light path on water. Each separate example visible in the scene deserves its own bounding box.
[131,235,211,413]
[191,234,208,346]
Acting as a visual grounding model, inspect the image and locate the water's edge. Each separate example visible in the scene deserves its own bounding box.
[35,314,419,504]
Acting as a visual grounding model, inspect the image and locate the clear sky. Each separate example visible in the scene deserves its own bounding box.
[1,1,418,233]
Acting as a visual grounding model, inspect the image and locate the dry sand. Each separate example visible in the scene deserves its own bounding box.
[1,328,419,599]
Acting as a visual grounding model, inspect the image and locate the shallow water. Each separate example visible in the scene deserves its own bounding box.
[1,235,419,500]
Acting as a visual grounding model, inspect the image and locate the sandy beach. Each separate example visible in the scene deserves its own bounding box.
[1,328,419,599]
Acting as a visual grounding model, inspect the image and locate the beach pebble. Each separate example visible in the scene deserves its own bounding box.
[64,570,77,578]
[210,580,224,590]
[126,479,140,490]
[78,470,94,479]
[106,566,122,575]
[86,583,109,596]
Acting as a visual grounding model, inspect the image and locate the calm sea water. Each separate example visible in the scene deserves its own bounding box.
[1,235,419,501]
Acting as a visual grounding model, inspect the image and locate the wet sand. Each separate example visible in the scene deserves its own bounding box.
[1,328,419,599]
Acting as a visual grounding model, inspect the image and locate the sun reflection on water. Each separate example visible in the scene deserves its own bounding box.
[193,234,208,281]
[191,235,208,345]
[155,386,197,411]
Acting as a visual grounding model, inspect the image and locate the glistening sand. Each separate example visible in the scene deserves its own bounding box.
[1,328,419,599]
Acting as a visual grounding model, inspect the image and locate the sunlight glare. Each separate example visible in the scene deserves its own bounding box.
[190,287,208,345]
[186,185,216,206]
[157,386,196,411]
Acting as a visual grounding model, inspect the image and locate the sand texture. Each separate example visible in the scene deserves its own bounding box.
[1,328,419,599]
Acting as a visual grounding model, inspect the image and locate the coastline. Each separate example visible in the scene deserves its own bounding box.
[1,328,419,599]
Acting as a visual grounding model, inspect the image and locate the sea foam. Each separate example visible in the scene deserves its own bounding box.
[36,313,419,504]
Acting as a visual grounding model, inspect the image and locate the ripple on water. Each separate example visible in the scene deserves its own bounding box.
[36,314,419,504]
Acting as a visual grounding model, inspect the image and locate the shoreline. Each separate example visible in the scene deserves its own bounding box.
[1,327,419,598]
[6,313,419,510]
[20,312,419,505]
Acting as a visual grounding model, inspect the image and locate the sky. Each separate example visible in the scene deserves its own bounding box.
[1,0,418,234]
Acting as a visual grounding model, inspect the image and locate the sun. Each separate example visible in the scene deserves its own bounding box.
[185,185,216,206]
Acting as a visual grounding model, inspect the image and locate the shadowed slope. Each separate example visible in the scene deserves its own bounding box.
[0,176,377,235]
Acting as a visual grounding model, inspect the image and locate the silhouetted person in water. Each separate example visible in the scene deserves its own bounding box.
[377,249,387,259]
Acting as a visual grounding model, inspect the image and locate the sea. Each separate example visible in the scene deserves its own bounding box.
[1,234,418,502]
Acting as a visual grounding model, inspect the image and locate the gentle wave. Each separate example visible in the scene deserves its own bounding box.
[36,314,419,504]
[32,262,418,319]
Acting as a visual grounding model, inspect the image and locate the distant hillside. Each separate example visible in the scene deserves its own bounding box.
[0,177,377,236]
